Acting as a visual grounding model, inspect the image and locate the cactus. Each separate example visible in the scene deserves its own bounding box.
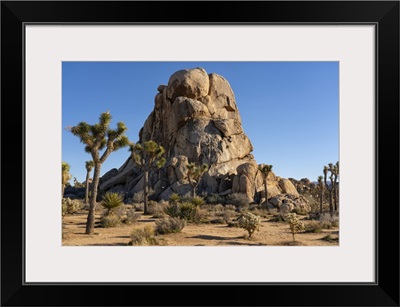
[286,212,305,242]
[237,212,262,239]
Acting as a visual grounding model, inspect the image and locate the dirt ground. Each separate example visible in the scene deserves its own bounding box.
[62,210,339,247]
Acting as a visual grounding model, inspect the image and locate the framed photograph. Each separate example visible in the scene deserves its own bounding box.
[1,1,399,306]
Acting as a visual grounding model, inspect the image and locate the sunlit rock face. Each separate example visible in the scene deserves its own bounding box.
[99,68,301,205]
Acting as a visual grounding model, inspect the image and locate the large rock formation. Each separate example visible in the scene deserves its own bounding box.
[99,67,300,204]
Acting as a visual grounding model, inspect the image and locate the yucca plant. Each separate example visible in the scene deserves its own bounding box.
[169,193,180,205]
[101,192,124,215]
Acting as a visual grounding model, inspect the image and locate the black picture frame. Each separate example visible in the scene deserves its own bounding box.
[1,1,399,306]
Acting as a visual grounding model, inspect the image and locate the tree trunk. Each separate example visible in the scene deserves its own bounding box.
[292,233,295,242]
[85,171,90,204]
[85,164,101,234]
[143,171,149,215]
[333,185,337,211]
[329,189,333,215]
[62,183,65,199]
[263,178,268,201]
[192,182,200,198]
[319,187,323,214]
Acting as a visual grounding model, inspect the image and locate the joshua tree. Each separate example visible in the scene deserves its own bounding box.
[84,160,94,205]
[129,140,166,215]
[258,164,273,203]
[323,165,334,214]
[317,175,324,214]
[69,111,130,234]
[332,161,339,211]
[186,163,209,198]
[61,161,71,198]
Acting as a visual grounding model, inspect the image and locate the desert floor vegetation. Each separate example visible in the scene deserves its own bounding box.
[62,198,339,247]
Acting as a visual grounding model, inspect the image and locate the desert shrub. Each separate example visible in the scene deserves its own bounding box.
[190,196,205,207]
[155,217,186,234]
[304,220,323,233]
[62,202,68,217]
[62,198,82,216]
[223,209,236,224]
[100,214,121,228]
[249,204,260,211]
[225,204,236,211]
[169,193,181,205]
[132,202,144,212]
[227,193,250,208]
[123,209,141,225]
[237,212,262,238]
[321,234,339,243]
[307,211,321,220]
[286,213,305,242]
[101,192,124,215]
[227,221,240,227]
[269,213,287,223]
[129,225,158,246]
[150,201,168,218]
[132,188,155,204]
[319,213,339,229]
[206,193,226,205]
[164,202,200,223]
[291,207,308,215]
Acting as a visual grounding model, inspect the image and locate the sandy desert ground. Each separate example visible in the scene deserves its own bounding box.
[62,209,339,247]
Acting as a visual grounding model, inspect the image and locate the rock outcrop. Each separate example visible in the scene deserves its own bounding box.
[99,67,303,205]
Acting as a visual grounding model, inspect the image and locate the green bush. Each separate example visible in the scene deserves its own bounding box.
[101,192,124,215]
[129,226,158,246]
[155,217,186,234]
[237,212,262,238]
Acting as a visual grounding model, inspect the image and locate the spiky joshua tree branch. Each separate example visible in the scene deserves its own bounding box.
[186,163,209,198]
[69,111,130,234]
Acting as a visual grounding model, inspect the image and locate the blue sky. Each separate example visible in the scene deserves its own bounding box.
[62,62,338,184]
